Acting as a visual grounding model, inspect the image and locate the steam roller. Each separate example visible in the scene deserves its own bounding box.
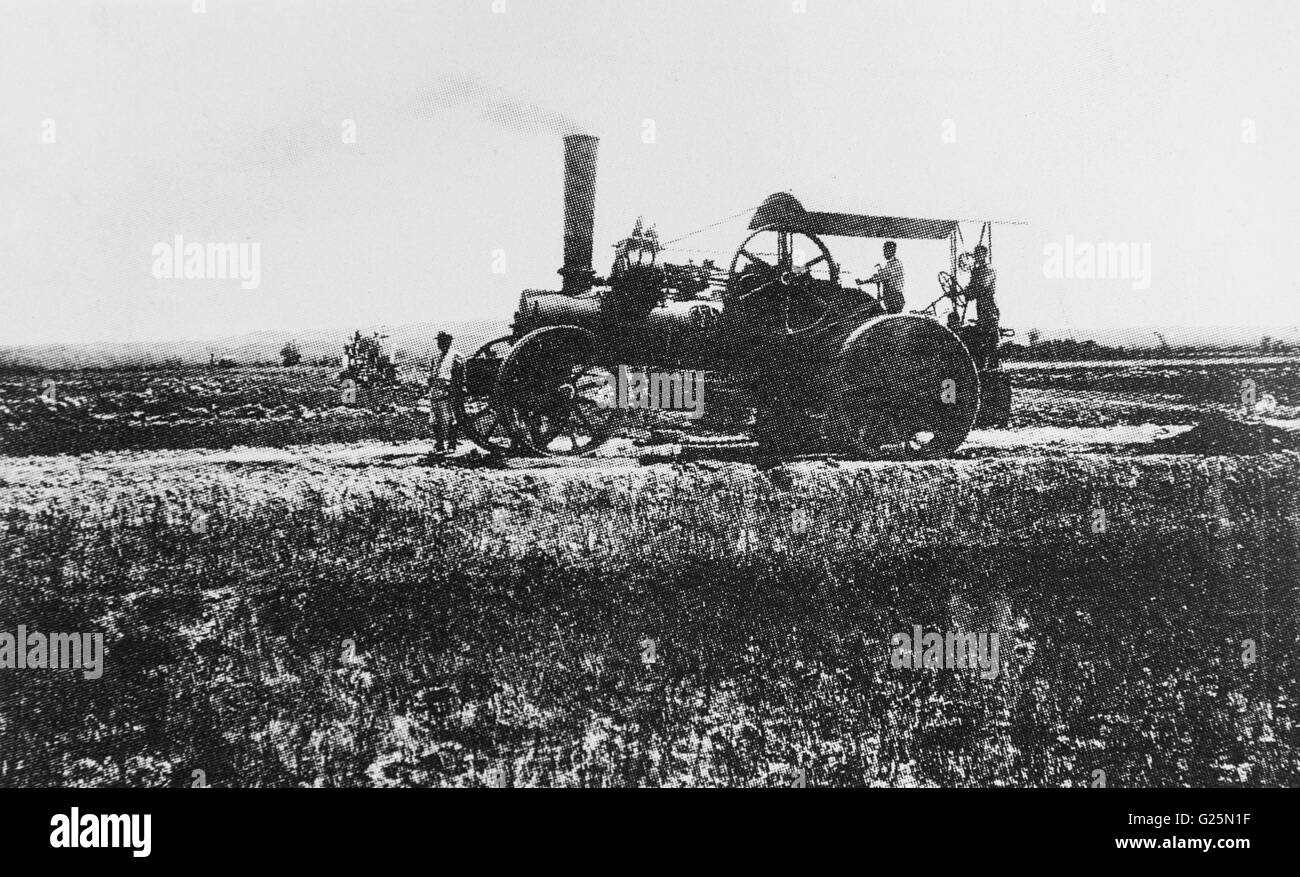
[455,134,1013,460]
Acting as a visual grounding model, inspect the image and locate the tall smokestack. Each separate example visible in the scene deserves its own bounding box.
[560,134,599,293]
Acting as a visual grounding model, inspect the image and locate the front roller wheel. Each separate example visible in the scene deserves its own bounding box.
[823,314,979,459]
[496,326,618,457]
[456,336,518,456]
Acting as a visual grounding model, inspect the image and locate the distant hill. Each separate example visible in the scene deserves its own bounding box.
[0,320,511,370]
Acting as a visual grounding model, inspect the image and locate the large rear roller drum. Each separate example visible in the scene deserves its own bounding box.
[823,314,979,459]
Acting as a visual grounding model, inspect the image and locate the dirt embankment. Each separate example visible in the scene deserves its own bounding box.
[1,453,1297,787]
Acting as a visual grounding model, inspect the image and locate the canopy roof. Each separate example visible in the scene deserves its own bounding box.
[748,192,959,240]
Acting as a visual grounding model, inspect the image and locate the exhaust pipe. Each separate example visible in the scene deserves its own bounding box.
[559,134,599,293]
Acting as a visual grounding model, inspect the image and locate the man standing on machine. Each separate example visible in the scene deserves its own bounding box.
[862,241,906,314]
[964,244,1000,367]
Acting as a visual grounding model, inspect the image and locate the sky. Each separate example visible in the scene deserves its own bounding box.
[1,0,1298,345]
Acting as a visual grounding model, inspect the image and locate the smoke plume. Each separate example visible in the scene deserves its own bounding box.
[418,73,588,137]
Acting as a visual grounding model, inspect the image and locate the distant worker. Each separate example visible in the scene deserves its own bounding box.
[427,331,465,455]
[862,241,905,314]
[965,244,1000,367]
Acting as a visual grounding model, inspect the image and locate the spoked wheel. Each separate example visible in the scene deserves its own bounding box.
[496,326,617,457]
[728,224,838,336]
[457,335,519,455]
[936,271,968,322]
[823,314,980,459]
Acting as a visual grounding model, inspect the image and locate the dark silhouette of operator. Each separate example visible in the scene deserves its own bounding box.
[863,241,905,314]
[965,244,1000,367]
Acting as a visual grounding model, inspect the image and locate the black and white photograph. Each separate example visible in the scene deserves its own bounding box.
[0,0,1295,849]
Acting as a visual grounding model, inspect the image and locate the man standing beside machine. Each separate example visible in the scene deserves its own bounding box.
[427,330,465,456]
